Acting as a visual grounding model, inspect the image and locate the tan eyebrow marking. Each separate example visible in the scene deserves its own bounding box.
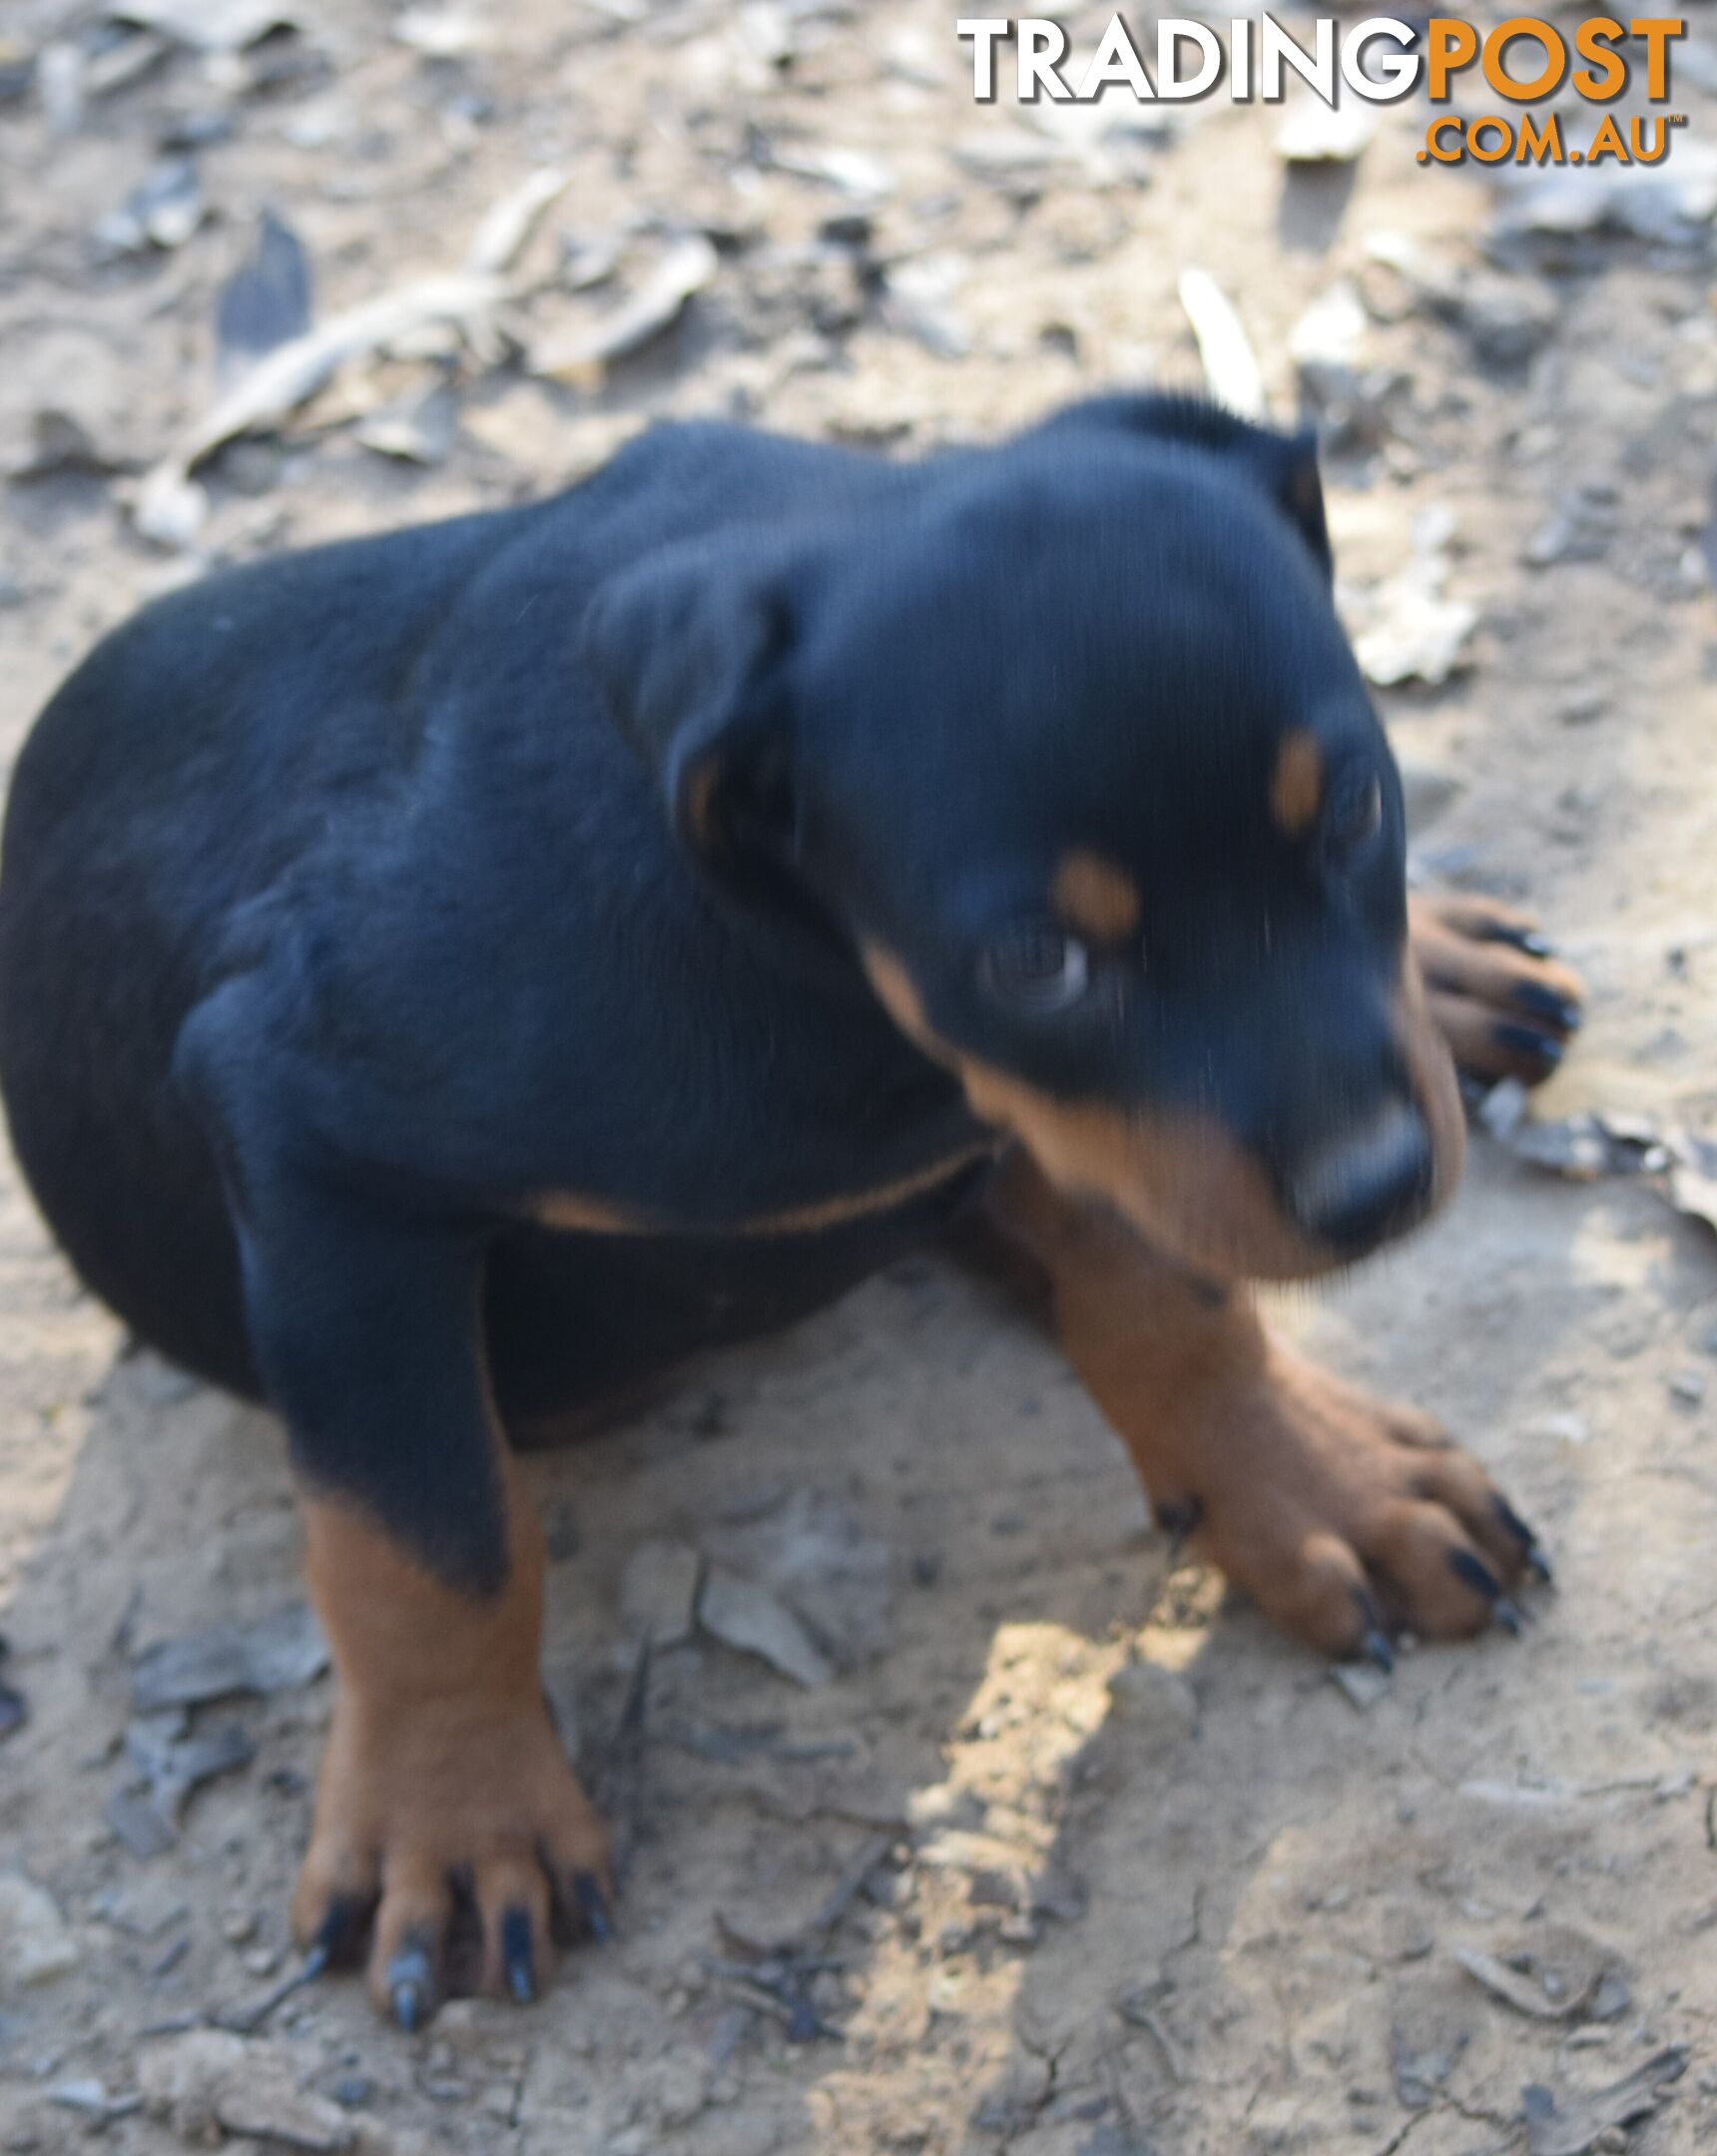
[1270,729,1324,837]
[1050,849,1142,943]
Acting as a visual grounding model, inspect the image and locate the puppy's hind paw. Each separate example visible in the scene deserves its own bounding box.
[1410,891,1583,1089]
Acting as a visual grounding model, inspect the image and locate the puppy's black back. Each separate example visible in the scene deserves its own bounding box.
[0,423,938,1395]
[0,504,537,1387]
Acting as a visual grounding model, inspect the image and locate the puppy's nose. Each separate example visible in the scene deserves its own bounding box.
[1285,1100,1435,1256]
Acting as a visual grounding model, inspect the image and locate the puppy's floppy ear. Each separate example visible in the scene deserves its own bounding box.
[1041,393,1334,581]
[1236,422,1332,583]
[583,541,798,875]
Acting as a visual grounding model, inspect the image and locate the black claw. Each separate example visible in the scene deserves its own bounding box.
[1493,1021,1562,1066]
[1492,1495,1537,1549]
[310,1894,367,1971]
[1348,1587,1396,1673]
[573,1872,614,1944]
[1513,981,1582,1033]
[1494,1597,1527,1637]
[1156,1494,1204,1555]
[1484,921,1554,958]
[1447,1546,1503,1603]
[1491,1497,1554,1585]
[385,1940,435,2032]
[501,1906,535,2004]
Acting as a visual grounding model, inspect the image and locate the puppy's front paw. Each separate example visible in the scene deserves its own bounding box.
[1162,1347,1548,1663]
[292,1692,613,2028]
[1410,891,1583,1087]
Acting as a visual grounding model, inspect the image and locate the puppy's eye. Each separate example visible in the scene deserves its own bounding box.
[1325,771,1384,861]
[982,923,1091,1014]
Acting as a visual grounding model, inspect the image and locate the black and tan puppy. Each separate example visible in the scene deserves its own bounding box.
[0,395,1580,2025]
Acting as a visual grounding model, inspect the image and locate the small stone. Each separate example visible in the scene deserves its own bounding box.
[1523,506,1611,570]
[1394,2033,1460,2110]
[1669,1368,1707,1405]
[698,1565,833,1688]
[968,1868,1015,1910]
[1331,1662,1391,1713]
[0,1874,81,1991]
[642,2055,712,2130]
[392,6,487,57]
[132,469,209,551]
[131,1603,327,1714]
[1290,280,1369,370]
[906,1784,984,1834]
[1276,104,1374,163]
[1524,516,1579,568]
[1479,1077,1531,1141]
[1354,560,1477,688]
[1528,1410,1591,1448]
[104,1789,176,1860]
[354,382,460,468]
[1590,1972,1631,2021]
[1449,277,1558,367]
[819,211,872,249]
[220,439,286,497]
[139,2030,355,2150]
[48,2080,121,2119]
[90,156,205,259]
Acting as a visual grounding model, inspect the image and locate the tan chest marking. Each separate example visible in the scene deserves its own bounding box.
[530,1141,994,1241]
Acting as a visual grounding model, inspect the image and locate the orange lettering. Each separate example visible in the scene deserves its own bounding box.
[1571,16,1626,96]
[1427,17,1478,97]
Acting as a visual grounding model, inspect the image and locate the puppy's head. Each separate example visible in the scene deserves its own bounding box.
[587,396,1461,1282]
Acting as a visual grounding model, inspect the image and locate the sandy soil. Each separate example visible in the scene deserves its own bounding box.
[2,2,1716,2151]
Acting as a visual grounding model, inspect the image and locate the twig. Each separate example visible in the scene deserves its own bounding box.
[807,1832,893,1940]
[591,1637,651,1880]
[213,1950,327,2035]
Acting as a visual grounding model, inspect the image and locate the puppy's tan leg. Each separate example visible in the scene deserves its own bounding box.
[293,1459,612,2025]
[984,1153,1545,1658]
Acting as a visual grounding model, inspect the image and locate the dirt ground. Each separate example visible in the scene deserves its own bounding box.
[2,2,1717,2151]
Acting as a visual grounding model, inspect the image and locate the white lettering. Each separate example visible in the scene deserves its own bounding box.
[1260,13,1337,101]
[1077,13,1155,98]
[956,17,1009,100]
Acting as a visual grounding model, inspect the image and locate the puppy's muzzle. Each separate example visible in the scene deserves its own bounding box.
[1282,1099,1436,1258]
